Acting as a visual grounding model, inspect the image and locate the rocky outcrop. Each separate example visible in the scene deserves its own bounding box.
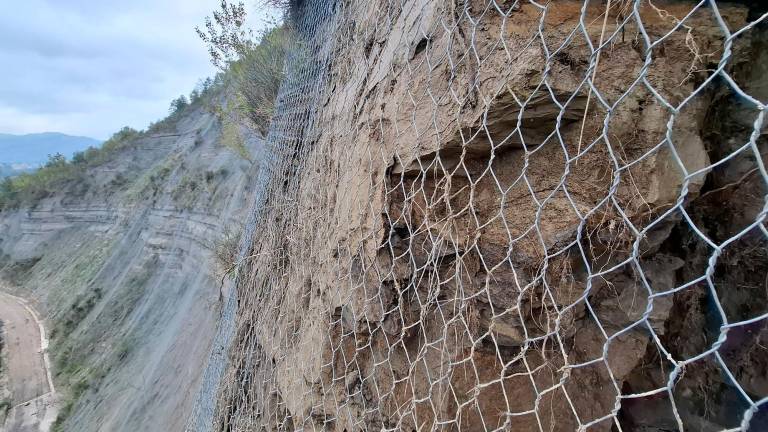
[0,107,260,432]
[217,1,767,431]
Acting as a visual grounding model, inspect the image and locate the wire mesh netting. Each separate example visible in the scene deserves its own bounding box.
[196,0,768,430]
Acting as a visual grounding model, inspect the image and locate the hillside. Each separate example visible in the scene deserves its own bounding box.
[0,133,102,166]
[0,100,259,431]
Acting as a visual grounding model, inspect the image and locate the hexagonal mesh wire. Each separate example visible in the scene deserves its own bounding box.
[190,1,768,430]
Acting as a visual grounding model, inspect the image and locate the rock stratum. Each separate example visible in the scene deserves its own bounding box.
[0,106,259,432]
[212,1,768,431]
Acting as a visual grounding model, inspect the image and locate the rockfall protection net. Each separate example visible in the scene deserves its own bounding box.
[196,1,768,430]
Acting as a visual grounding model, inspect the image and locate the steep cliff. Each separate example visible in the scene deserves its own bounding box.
[213,1,768,431]
[0,105,259,431]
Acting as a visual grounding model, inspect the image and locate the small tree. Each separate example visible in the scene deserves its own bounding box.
[45,153,68,168]
[198,1,290,134]
[201,77,214,94]
[169,95,189,115]
[102,127,140,153]
[196,0,253,69]
[72,151,86,165]
[0,177,18,209]
[190,88,201,104]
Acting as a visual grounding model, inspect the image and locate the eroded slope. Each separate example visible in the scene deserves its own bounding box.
[0,106,259,432]
[217,1,767,431]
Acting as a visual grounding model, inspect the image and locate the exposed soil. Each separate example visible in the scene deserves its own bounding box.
[0,290,56,432]
[218,1,768,431]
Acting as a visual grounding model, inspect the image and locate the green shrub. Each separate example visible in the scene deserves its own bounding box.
[0,399,11,418]
[197,2,291,134]
[229,26,291,135]
[221,119,253,163]
[50,288,103,340]
[169,95,189,115]
[51,377,90,432]
[213,224,244,279]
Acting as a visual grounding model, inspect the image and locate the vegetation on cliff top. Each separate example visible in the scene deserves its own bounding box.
[0,81,219,211]
[198,0,289,135]
[0,127,139,210]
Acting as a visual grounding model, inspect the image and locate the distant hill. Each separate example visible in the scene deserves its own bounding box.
[0,163,36,179]
[0,132,102,166]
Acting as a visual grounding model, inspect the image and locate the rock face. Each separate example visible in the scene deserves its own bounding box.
[0,107,260,432]
[214,1,768,431]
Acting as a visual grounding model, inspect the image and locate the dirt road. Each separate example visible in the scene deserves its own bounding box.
[0,291,57,432]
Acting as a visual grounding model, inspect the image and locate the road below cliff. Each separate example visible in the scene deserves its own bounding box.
[0,291,57,432]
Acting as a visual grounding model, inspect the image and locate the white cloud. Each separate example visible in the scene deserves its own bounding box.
[0,0,279,139]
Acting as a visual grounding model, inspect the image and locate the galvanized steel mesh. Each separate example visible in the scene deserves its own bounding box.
[195,1,768,430]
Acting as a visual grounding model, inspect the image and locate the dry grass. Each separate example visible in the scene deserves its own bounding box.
[230,26,291,135]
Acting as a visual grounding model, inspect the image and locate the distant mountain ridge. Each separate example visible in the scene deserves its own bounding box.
[0,132,102,166]
[0,163,35,179]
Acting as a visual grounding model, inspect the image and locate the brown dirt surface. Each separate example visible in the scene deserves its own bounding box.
[0,291,56,432]
[216,1,768,430]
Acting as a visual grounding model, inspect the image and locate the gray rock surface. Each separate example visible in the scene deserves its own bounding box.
[0,107,259,432]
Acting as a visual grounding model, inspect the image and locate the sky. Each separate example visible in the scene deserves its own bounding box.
[0,0,278,140]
